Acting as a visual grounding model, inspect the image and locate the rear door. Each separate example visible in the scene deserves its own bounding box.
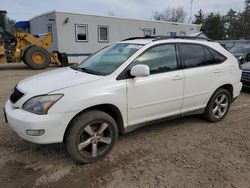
[179,43,227,113]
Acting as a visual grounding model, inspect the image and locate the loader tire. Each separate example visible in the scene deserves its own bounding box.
[24,45,50,70]
[58,52,69,67]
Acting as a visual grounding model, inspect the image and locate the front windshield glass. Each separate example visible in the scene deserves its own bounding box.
[230,46,250,53]
[76,43,144,75]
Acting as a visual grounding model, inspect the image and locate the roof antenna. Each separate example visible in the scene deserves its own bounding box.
[189,0,194,23]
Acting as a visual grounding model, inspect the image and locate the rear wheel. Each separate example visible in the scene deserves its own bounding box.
[65,110,118,164]
[23,45,50,70]
[203,88,231,122]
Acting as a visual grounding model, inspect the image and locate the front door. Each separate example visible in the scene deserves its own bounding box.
[126,43,184,126]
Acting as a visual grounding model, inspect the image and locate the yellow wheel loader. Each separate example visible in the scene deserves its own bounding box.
[0,10,69,70]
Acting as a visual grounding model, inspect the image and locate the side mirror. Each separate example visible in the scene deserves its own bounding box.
[130,64,150,77]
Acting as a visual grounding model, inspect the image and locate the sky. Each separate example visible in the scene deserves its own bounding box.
[1,0,245,22]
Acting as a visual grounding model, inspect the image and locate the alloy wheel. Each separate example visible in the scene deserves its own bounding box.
[77,121,112,158]
[212,94,229,119]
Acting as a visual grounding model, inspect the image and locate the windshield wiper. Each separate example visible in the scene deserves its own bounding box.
[70,64,80,70]
[71,64,106,76]
[80,67,106,76]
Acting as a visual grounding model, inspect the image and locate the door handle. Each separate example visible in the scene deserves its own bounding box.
[172,75,183,81]
[214,69,222,73]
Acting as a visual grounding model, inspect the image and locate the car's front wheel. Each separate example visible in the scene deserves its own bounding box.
[65,110,118,164]
[203,88,232,122]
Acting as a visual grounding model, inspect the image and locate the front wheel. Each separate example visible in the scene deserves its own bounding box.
[203,88,232,123]
[65,110,118,164]
[23,45,50,70]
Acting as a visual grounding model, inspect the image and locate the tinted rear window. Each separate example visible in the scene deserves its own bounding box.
[180,44,206,68]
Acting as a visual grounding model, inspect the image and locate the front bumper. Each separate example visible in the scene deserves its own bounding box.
[4,100,76,144]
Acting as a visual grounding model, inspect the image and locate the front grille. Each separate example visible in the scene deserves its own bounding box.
[10,87,24,103]
[242,70,250,81]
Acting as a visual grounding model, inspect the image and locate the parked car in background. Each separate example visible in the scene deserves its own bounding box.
[4,36,242,163]
[241,61,250,89]
[229,45,250,63]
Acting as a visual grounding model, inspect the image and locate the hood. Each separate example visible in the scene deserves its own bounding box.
[242,62,250,70]
[18,67,103,95]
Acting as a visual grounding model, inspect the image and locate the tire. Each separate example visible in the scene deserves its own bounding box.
[23,45,50,70]
[58,52,69,67]
[203,88,232,123]
[65,110,118,164]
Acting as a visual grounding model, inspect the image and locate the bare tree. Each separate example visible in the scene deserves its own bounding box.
[152,7,187,23]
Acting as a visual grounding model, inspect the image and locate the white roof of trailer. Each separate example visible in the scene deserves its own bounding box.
[29,10,201,28]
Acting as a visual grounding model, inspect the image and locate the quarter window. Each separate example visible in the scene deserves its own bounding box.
[180,44,206,68]
[98,26,109,42]
[204,47,217,64]
[134,44,177,74]
[75,24,88,42]
[208,48,227,63]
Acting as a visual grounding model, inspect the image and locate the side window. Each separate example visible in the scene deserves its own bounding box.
[208,48,227,63]
[204,47,217,64]
[75,24,88,42]
[134,44,177,74]
[98,25,109,43]
[180,44,206,68]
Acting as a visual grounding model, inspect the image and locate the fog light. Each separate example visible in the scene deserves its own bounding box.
[26,129,45,136]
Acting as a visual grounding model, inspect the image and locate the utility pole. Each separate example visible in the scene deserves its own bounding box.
[189,0,194,23]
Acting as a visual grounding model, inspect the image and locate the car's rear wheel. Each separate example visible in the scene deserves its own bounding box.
[65,110,118,164]
[203,88,231,122]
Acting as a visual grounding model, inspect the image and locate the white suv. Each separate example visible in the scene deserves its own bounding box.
[5,37,242,163]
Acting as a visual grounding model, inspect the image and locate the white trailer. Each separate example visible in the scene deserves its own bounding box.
[29,10,201,63]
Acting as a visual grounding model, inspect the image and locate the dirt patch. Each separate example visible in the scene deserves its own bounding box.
[0,63,250,188]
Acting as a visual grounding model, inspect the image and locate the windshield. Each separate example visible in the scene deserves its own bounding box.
[230,46,250,53]
[75,43,144,75]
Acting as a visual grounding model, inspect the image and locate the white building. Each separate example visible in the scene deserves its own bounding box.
[28,11,201,63]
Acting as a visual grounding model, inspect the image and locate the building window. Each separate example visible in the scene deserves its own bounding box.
[180,31,186,36]
[47,24,52,33]
[144,28,152,37]
[98,25,109,43]
[170,32,177,37]
[75,24,88,42]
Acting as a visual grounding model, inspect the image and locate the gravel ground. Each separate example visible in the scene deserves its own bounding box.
[0,63,250,188]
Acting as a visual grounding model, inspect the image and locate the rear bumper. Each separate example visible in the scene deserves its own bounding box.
[4,100,76,144]
[233,82,243,98]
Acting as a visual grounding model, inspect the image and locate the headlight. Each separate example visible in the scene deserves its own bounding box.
[23,94,63,115]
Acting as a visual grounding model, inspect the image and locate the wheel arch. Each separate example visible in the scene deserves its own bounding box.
[208,84,234,105]
[217,84,233,101]
[63,103,125,142]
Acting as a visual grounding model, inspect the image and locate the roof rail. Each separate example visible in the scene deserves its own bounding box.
[122,35,212,42]
[153,36,213,42]
[122,36,157,41]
